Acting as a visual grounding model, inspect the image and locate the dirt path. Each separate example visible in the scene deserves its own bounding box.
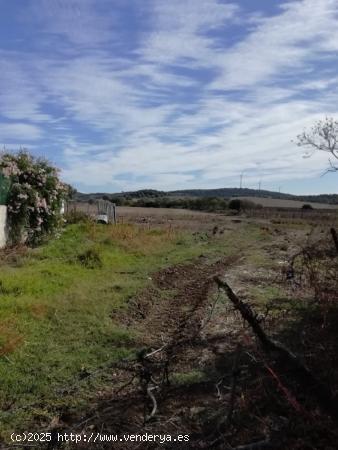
[54,227,290,449]
[52,224,338,450]
[55,255,244,449]
[134,258,227,346]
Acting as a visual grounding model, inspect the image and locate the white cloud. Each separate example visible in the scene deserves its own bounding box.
[2,0,338,193]
[28,0,115,47]
[141,0,238,64]
[0,55,51,122]
[0,123,42,142]
[212,0,338,89]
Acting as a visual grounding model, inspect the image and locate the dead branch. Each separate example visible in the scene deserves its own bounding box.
[115,374,137,395]
[215,378,224,400]
[219,344,241,431]
[199,291,222,332]
[214,276,338,419]
[145,386,158,422]
[214,277,273,348]
[145,344,168,359]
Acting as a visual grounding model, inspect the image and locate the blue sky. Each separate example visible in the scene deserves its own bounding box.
[1,0,338,194]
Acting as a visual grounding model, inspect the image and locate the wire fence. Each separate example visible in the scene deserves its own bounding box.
[246,207,338,222]
[65,200,117,223]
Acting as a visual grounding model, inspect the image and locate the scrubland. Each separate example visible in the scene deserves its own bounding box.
[0,208,338,449]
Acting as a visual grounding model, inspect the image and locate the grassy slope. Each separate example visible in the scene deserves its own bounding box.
[0,222,219,436]
[0,220,277,437]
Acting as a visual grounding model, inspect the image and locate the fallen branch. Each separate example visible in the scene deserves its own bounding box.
[145,386,158,422]
[115,374,137,395]
[219,344,241,431]
[214,276,338,418]
[145,344,168,359]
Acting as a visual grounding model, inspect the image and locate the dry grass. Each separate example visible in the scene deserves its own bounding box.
[0,245,28,267]
[236,196,338,209]
[104,223,177,254]
[0,320,22,357]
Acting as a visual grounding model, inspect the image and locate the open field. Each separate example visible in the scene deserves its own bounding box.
[0,212,248,439]
[235,196,338,209]
[116,206,233,230]
[67,204,246,230]
[1,208,338,448]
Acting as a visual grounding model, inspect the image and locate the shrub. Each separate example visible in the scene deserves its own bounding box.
[0,150,70,245]
[131,196,228,212]
[228,198,262,211]
[77,248,102,269]
[289,235,338,309]
[64,210,91,224]
[302,204,313,210]
[228,199,242,211]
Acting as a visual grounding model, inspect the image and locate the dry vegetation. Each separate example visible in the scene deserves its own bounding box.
[235,196,338,209]
[1,207,338,449]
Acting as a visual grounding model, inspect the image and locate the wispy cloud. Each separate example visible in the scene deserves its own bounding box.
[211,0,338,89]
[1,0,338,193]
[27,0,116,47]
[0,122,43,143]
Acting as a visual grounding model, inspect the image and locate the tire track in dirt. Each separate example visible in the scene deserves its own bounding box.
[134,258,227,347]
[61,255,243,449]
[60,225,338,450]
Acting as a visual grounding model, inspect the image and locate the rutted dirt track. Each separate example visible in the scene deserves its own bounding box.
[59,256,245,449]
[134,258,228,347]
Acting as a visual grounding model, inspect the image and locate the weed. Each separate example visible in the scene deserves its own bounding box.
[64,210,91,224]
[0,281,22,297]
[77,248,103,269]
[171,370,206,385]
[0,321,22,357]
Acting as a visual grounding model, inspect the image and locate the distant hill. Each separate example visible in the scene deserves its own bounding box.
[75,188,338,205]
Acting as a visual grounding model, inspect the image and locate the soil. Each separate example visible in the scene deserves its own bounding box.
[49,223,338,450]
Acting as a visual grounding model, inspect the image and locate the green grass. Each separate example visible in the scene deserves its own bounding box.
[0,223,211,436]
[0,220,273,438]
[171,370,206,385]
[249,285,283,305]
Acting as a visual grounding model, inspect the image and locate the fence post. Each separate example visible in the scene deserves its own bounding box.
[112,203,117,224]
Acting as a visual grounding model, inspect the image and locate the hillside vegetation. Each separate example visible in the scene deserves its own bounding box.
[76,187,338,206]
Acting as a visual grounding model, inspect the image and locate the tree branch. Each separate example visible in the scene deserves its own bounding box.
[214,276,338,418]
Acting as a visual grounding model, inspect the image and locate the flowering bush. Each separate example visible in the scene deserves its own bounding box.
[0,150,70,245]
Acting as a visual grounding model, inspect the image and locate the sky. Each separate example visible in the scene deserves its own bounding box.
[0,0,338,195]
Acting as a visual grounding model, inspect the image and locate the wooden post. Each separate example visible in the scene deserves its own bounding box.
[112,203,117,224]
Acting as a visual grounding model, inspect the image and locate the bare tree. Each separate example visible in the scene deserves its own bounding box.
[296,117,338,173]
